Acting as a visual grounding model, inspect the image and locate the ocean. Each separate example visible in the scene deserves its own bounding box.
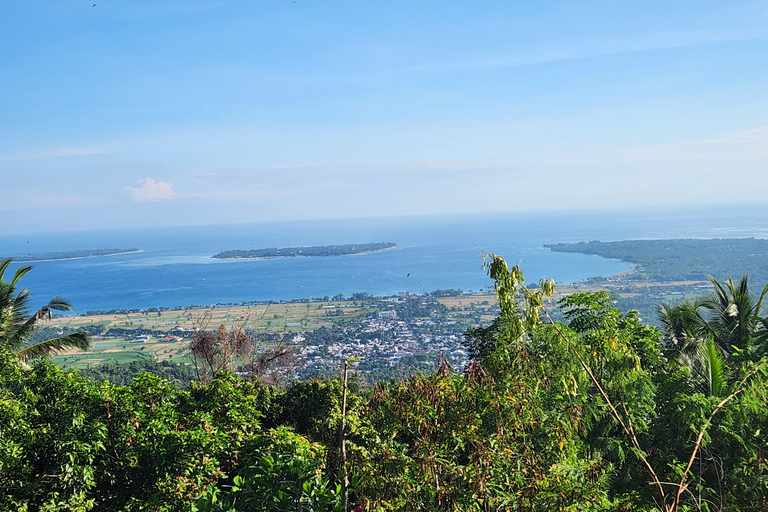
[3,205,768,313]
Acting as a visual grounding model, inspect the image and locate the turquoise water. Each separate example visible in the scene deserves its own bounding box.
[3,205,768,313]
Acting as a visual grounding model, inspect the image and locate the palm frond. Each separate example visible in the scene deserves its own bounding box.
[9,314,42,351]
[0,258,12,281]
[699,339,727,397]
[10,265,33,287]
[0,259,89,362]
[702,275,730,312]
[679,338,728,397]
[658,300,708,351]
[15,332,92,363]
[755,279,768,317]
[754,317,768,357]
[698,274,762,353]
[45,296,74,312]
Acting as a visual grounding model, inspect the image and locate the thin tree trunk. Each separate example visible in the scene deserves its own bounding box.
[340,361,349,511]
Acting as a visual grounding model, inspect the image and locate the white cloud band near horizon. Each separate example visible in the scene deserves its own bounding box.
[127,178,175,202]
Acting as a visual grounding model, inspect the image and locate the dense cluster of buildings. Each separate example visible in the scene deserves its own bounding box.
[296,312,468,376]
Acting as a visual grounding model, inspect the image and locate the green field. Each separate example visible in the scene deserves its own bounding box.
[48,300,376,368]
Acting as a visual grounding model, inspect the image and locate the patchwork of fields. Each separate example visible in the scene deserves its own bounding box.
[48,294,499,369]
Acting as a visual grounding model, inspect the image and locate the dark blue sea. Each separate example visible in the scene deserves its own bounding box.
[3,205,768,313]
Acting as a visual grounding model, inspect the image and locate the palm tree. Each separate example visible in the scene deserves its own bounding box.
[699,274,768,354]
[658,300,710,353]
[0,258,91,363]
[659,274,768,362]
[676,339,728,397]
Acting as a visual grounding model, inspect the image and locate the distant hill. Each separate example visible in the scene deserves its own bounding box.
[212,242,397,259]
[13,248,140,262]
[545,238,768,283]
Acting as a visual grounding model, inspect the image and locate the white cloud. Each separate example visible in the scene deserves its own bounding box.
[127,177,174,202]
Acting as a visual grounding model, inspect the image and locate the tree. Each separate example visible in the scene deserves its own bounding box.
[0,258,90,362]
[480,255,768,512]
[189,311,293,385]
[659,274,768,362]
[702,274,768,355]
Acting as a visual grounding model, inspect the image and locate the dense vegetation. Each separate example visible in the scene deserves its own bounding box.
[14,249,140,262]
[546,238,768,282]
[79,360,198,388]
[212,243,397,259]
[3,255,768,511]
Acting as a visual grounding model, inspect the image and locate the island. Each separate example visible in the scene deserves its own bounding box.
[13,248,141,262]
[212,242,397,259]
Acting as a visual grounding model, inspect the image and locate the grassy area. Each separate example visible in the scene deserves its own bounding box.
[50,301,372,333]
[51,338,189,368]
[48,300,375,369]
[436,295,496,308]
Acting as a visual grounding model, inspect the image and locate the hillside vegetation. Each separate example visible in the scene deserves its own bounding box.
[3,254,768,511]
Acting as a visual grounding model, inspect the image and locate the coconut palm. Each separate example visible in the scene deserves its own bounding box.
[699,274,768,354]
[659,274,768,363]
[658,300,710,353]
[676,338,728,397]
[0,258,91,363]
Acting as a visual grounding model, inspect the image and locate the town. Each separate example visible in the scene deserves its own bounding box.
[45,290,500,382]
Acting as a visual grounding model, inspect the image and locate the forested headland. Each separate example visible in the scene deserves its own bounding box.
[546,237,768,282]
[3,253,768,511]
[212,242,397,259]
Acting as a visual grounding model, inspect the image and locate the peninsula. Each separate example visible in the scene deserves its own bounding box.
[212,242,397,259]
[545,237,768,283]
[14,248,141,262]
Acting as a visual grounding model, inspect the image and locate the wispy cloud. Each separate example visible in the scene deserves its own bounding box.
[126,177,175,202]
[0,194,103,211]
[381,30,767,78]
[531,125,768,168]
[0,145,111,161]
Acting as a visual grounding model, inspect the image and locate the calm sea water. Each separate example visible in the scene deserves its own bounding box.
[3,205,768,313]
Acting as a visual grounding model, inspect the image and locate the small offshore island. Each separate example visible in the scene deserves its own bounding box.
[14,248,140,262]
[212,242,397,259]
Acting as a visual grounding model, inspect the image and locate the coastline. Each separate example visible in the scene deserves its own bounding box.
[16,249,143,263]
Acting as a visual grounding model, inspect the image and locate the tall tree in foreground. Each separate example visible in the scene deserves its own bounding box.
[0,258,90,362]
[479,254,768,512]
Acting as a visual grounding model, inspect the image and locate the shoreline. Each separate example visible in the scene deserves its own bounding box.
[16,249,143,263]
[68,287,495,316]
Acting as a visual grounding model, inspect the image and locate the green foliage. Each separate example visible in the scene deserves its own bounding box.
[0,258,91,362]
[0,356,273,511]
[78,359,197,388]
[3,254,768,511]
[195,428,342,512]
[351,324,616,511]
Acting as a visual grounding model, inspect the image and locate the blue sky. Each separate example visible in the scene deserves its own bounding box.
[2,0,768,233]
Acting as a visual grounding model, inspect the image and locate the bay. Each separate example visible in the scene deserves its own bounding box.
[3,204,768,313]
